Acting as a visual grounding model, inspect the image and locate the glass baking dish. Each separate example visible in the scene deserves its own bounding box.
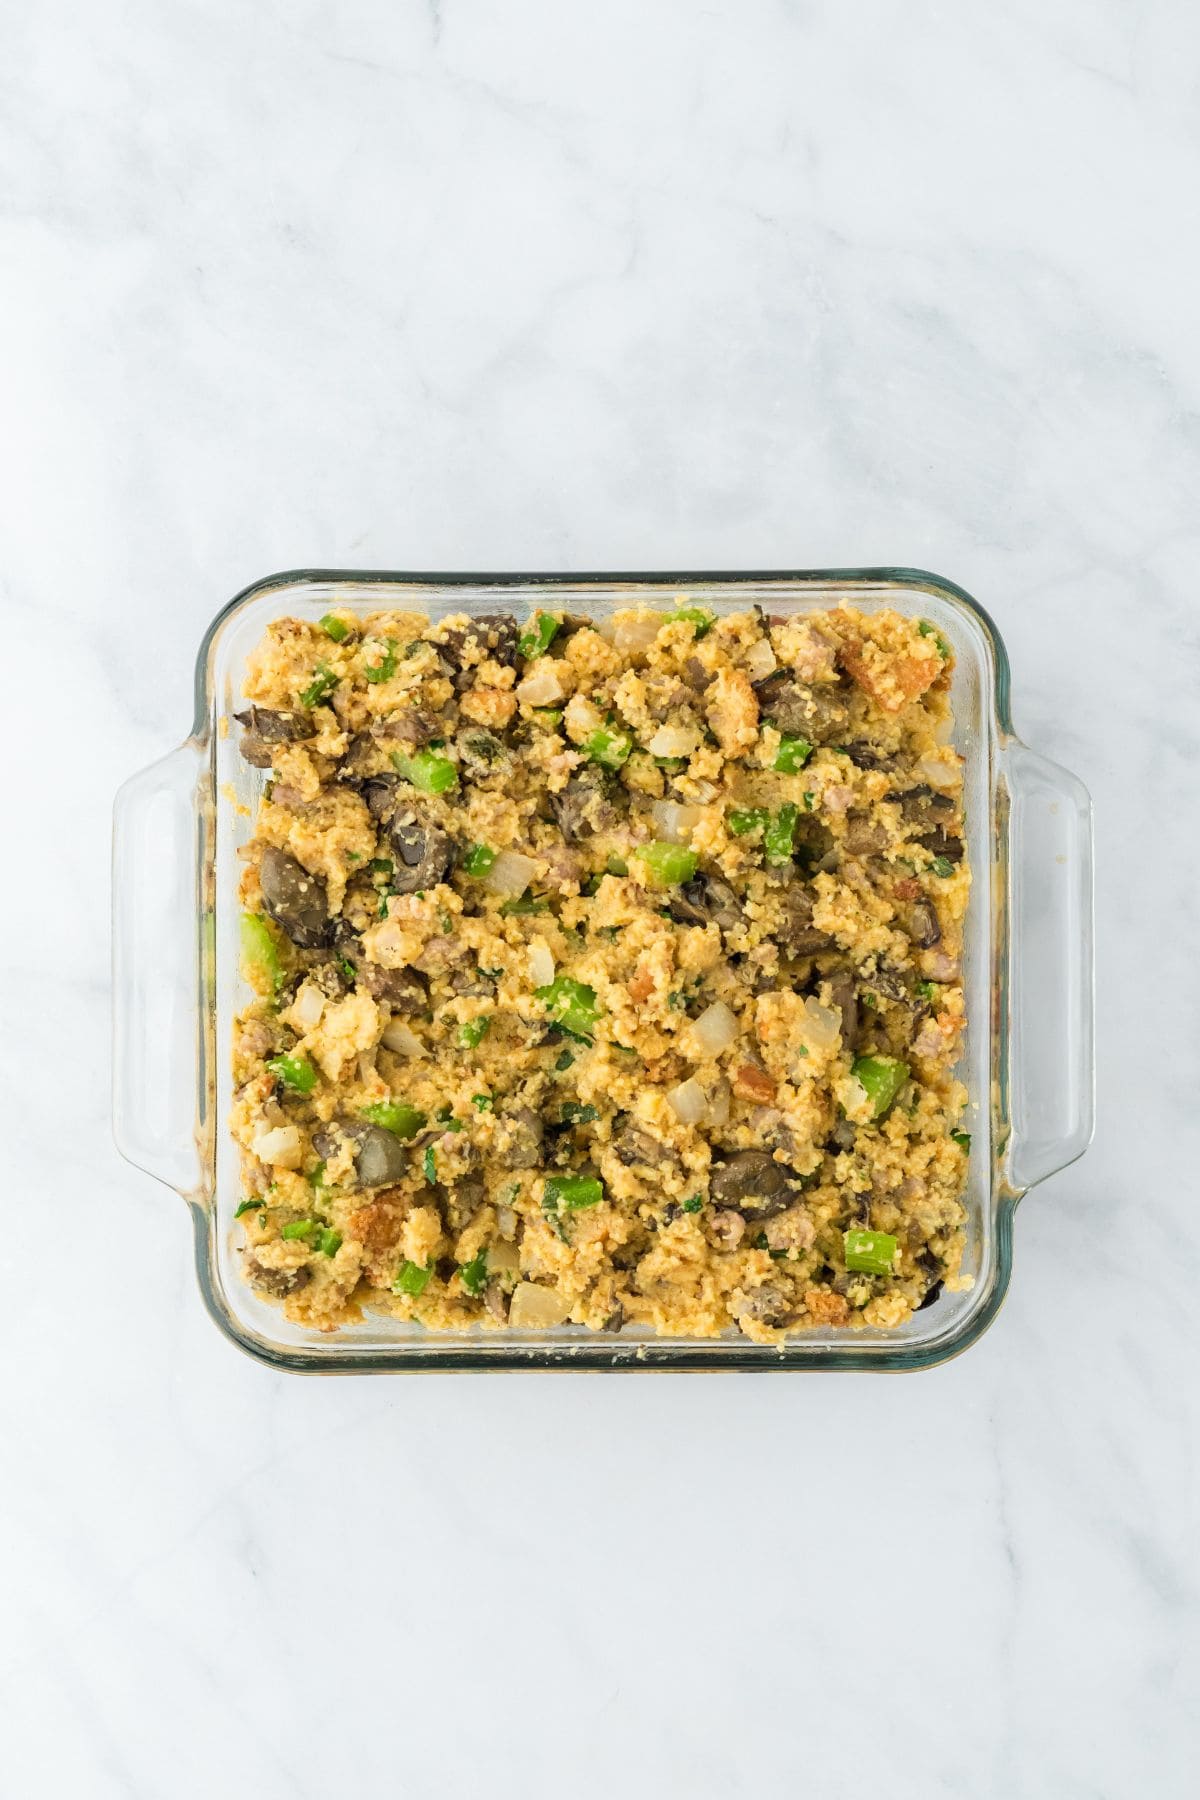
[112,568,1093,1372]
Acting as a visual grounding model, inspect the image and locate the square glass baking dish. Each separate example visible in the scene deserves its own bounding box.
[113,568,1093,1372]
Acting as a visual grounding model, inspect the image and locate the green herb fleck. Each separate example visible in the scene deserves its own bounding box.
[682,1193,704,1214]
[234,1198,264,1218]
[394,1260,432,1297]
[459,1249,489,1296]
[299,665,338,708]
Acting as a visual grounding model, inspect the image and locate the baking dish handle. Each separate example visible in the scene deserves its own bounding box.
[112,742,206,1196]
[1001,741,1095,1194]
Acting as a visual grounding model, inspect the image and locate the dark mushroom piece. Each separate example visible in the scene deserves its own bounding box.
[752,671,847,744]
[842,743,899,771]
[389,808,456,894]
[313,1120,410,1189]
[827,1119,857,1154]
[441,1176,487,1235]
[613,1125,681,1172]
[887,785,955,825]
[243,1256,312,1298]
[549,765,624,841]
[774,886,834,957]
[361,959,430,1012]
[495,1105,544,1170]
[709,1150,794,1220]
[372,710,442,750]
[731,1283,797,1329]
[457,731,510,783]
[907,899,942,948]
[259,846,331,949]
[843,814,889,856]
[825,970,860,1052]
[915,826,964,864]
[668,871,743,933]
[917,1278,944,1312]
[235,706,315,742]
[441,614,520,686]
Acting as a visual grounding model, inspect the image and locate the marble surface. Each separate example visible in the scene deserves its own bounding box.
[3,1,1198,1794]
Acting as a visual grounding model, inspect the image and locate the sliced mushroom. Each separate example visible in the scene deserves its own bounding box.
[441,1177,487,1235]
[887,785,955,825]
[441,614,519,684]
[907,899,942,948]
[731,1282,796,1329]
[457,731,510,782]
[709,1150,794,1219]
[313,1119,410,1189]
[843,814,888,856]
[244,1256,312,1298]
[914,826,964,864]
[549,766,623,841]
[259,846,331,948]
[827,1119,857,1153]
[842,743,899,771]
[613,1124,681,1172]
[234,706,314,743]
[774,886,834,957]
[484,1277,511,1323]
[373,709,441,749]
[825,970,859,1052]
[752,671,847,743]
[389,808,456,893]
[495,1104,544,1170]
[668,871,743,932]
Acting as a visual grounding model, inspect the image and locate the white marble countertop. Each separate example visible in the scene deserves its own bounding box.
[3,2,1197,1794]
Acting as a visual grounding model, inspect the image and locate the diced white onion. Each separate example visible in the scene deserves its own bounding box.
[915,752,960,791]
[802,997,841,1054]
[483,849,540,896]
[516,662,566,707]
[689,1000,740,1057]
[508,1283,572,1329]
[743,638,777,682]
[646,724,701,759]
[485,1238,521,1279]
[564,694,604,743]
[527,937,556,987]
[651,800,703,843]
[382,1018,425,1056]
[288,980,326,1032]
[667,1078,709,1125]
[251,1125,302,1169]
[688,779,719,803]
[612,613,664,655]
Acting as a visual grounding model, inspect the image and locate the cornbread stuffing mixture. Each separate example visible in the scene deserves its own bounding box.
[230,601,971,1342]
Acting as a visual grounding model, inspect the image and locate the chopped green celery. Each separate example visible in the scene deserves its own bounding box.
[317,1228,342,1257]
[363,638,398,683]
[234,1198,264,1218]
[319,612,351,641]
[544,1175,604,1211]
[917,620,950,659]
[663,607,715,637]
[844,1228,899,1275]
[281,1219,318,1241]
[581,727,631,770]
[458,1015,491,1048]
[394,1260,432,1297]
[605,853,628,876]
[852,1055,910,1119]
[459,1249,489,1295]
[463,843,498,877]
[951,1129,971,1151]
[681,1193,704,1214]
[518,612,560,659]
[299,665,338,708]
[422,1144,437,1184]
[931,855,954,878]
[391,748,458,794]
[266,1052,317,1095]
[773,734,813,774]
[536,976,601,1041]
[728,807,769,837]
[239,912,285,995]
[472,1093,494,1112]
[361,1100,426,1139]
[764,803,800,864]
[634,842,699,886]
